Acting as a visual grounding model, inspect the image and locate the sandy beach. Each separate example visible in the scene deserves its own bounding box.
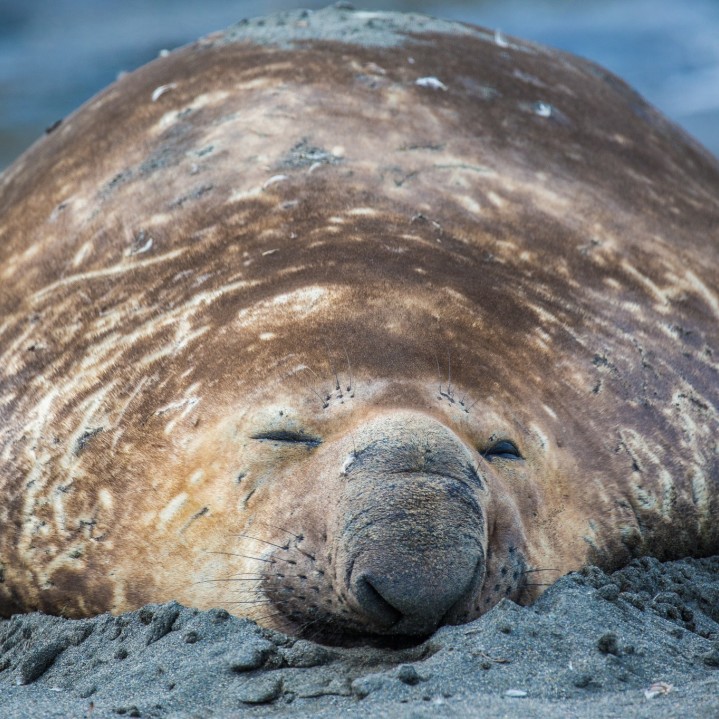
[1,556,717,718]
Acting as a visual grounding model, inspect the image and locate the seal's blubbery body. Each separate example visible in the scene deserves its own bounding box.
[0,8,717,640]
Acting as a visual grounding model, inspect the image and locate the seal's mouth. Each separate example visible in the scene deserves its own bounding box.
[281,550,486,648]
[345,546,486,637]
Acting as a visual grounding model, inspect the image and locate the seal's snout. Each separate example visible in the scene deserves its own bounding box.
[333,412,488,636]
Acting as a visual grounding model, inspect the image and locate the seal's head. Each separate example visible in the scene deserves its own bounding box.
[1,7,717,643]
[251,409,520,639]
[182,350,577,642]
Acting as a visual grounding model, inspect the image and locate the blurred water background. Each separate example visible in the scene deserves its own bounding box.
[1,0,718,170]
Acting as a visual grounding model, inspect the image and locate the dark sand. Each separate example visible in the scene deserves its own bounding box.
[1,556,718,718]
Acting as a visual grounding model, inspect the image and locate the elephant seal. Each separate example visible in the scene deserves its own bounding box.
[0,7,717,643]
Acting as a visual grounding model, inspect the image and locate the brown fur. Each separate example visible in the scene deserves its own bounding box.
[0,10,717,639]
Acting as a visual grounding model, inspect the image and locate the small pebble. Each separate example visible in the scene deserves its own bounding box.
[653,592,682,607]
[572,672,593,688]
[654,603,680,621]
[77,684,97,699]
[236,675,282,704]
[114,707,140,717]
[229,640,275,672]
[533,101,553,117]
[145,605,180,645]
[208,608,230,624]
[644,681,673,699]
[282,640,331,668]
[397,664,421,685]
[597,632,619,655]
[352,673,387,699]
[619,592,646,611]
[415,77,447,91]
[504,689,527,698]
[596,583,620,601]
[64,626,93,646]
[16,640,67,685]
[703,644,719,668]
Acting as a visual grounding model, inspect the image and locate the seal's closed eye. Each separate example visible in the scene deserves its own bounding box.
[251,430,322,447]
[484,440,522,461]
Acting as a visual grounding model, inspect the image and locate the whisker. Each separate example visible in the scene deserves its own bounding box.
[323,339,341,391]
[251,611,287,625]
[297,366,329,408]
[207,548,297,566]
[208,570,318,586]
[232,533,290,551]
[254,521,303,541]
[522,568,560,574]
[434,350,442,394]
[343,347,353,393]
[205,550,274,564]
[467,400,480,412]
[524,582,553,587]
[293,545,315,561]
[193,577,266,584]
[301,616,340,644]
[301,364,323,383]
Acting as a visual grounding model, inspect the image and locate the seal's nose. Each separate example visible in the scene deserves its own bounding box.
[350,557,479,635]
[334,411,488,636]
[340,475,486,635]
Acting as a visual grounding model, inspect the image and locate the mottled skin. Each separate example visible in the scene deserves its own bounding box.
[0,9,717,641]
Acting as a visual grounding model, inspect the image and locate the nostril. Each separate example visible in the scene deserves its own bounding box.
[353,573,403,627]
[347,551,484,636]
